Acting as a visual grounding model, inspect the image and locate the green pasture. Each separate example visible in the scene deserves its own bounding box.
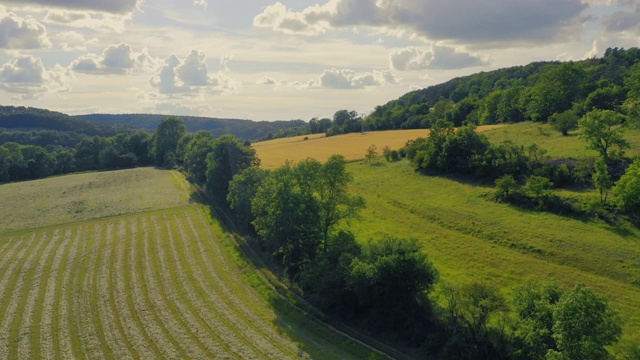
[346,160,640,345]
[482,121,640,159]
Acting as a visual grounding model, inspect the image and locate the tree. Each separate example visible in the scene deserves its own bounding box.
[151,116,186,167]
[549,284,622,360]
[183,130,215,183]
[347,237,437,335]
[512,281,565,359]
[548,110,579,136]
[314,155,365,253]
[578,109,629,160]
[524,175,553,201]
[593,157,612,205]
[613,158,640,212]
[227,166,269,231]
[205,134,259,197]
[526,63,586,122]
[494,174,518,199]
[252,163,322,278]
[365,144,377,163]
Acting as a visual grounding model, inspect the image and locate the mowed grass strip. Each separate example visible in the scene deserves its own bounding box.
[254,126,505,168]
[0,168,385,359]
[346,160,640,343]
[0,167,189,232]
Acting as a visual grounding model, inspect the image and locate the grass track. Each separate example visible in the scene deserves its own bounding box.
[0,168,378,359]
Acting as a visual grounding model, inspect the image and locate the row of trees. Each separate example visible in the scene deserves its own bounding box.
[365,48,640,132]
[0,131,153,182]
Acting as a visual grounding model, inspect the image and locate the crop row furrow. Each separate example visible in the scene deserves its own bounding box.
[37,229,72,360]
[0,236,16,268]
[140,217,190,359]
[0,235,31,311]
[127,218,179,359]
[99,223,134,359]
[16,230,60,359]
[0,232,45,358]
[178,212,293,359]
[78,224,110,359]
[170,214,261,359]
[156,215,235,359]
[189,210,301,355]
[56,226,82,359]
[148,216,212,359]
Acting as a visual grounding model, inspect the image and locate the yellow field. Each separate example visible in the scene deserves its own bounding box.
[254,126,504,168]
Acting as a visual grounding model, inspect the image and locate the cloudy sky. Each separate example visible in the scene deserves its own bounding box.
[0,0,639,121]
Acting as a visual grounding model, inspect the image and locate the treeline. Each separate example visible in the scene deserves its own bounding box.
[78,113,307,142]
[0,131,153,182]
[270,47,640,140]
[0,106,137,137]
[366,47,640,131]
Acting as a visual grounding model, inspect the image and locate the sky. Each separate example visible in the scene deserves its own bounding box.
[0,0,639,121]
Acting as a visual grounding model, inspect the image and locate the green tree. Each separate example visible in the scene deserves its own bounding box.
[593,157,612,205]
[578,109,629,160]
[548,110,579,136]
[494,174,518,199]
[613,158,640,212]
[227,166,269,231]
[524,175,553,201]
[252,163,321,277]
[151,116,186,167]
[314,155,365,253]
[347,237,437,334]
[183,130,215,183]
[512,281,565,359]
[549,284,622,360]
[205,134,259,197]
[365,144,377,163]
[527,63,586,122]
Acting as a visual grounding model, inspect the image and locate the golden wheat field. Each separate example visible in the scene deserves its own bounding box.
[253,126,504,168]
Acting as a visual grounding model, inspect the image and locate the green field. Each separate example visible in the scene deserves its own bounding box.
[483,121,640,159]
[0,168,380,359]
[345,160,640,347]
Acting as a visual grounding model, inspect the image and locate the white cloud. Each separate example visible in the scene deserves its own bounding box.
[310,68,397,89]
[259,68,398,90]
[52,31,96,52]
[194,0,208,10]
[43,9,132,32]
[2,0,142,14]
[0,55,70,99]
[254,0,589,47]
[149,50,240,95]
[70,43,157,75]
[0,9,51,49]
[390,44,492,70]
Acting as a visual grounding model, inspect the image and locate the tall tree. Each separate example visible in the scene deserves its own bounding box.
[549,284,622,360]
[205,134,259,197]
[613,158,640,212]
[578,109,629,160]
[593,157,612,205]
[151,116,186,167]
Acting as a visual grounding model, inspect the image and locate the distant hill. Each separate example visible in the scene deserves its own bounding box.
[0,106,138,136]
[0,106,141,148]
[77,114,306,141]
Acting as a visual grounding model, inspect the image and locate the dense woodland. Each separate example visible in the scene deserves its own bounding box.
[2,48,640,359]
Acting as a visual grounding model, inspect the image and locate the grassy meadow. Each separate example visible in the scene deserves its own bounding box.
[0,168,381,359]
[254,123,640,348]
[483,121,640,159]
[254,125,504,168]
